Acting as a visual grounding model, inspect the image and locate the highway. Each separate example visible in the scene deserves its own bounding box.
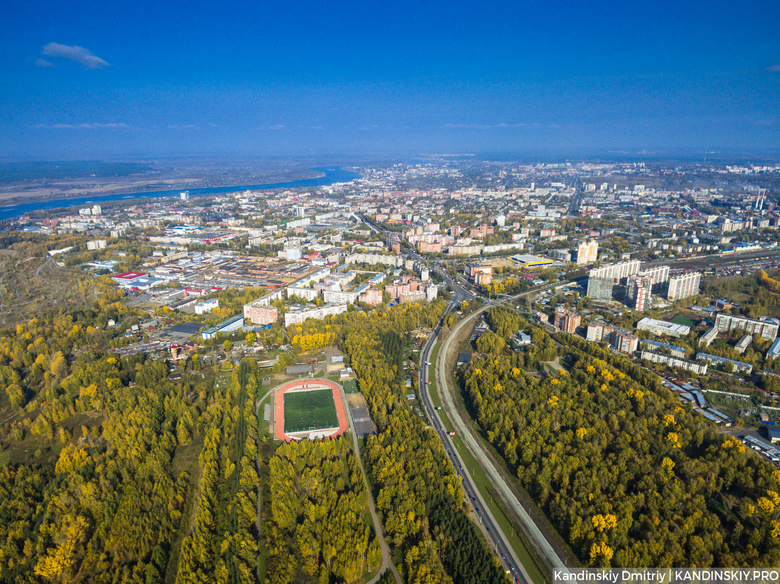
[419,302,531,584]
[365,214,565,581]
[436,305,568,574]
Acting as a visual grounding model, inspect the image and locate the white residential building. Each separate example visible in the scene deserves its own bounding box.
[640,350,708,374]
[195,298,219,315]
[667,272,701,301]
[576,240,598,264]
[284,303,348,327]
[714,314,779,341]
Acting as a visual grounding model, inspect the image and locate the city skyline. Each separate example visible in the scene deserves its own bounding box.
[1,0,779,158]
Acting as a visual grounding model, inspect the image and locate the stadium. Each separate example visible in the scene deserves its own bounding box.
[273,379,348,442]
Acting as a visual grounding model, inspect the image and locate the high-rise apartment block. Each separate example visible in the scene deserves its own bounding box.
[586,260,641,299]
[641,265,670,292]
[585,321,638,354]
[667,272,701,301]
[613,329,640,354]
[465,264,493,284]
[576,240,598,265]
[554,308,581,333]
[589,259,641,282]
[243,301,279,326]
[626,275,652,311]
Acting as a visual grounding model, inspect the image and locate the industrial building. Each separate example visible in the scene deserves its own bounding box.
[637,317,690,337]
[511,254,554,267]
[201,315,244,340]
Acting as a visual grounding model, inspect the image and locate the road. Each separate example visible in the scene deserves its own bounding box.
[337,384,403,584]
[419,300,531,584]
[365,214,565,581]
[257,383,401,584]
[435,305,568,575]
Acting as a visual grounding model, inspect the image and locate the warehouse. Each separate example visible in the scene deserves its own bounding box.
[511,254,554,268]
[201,315,244,340]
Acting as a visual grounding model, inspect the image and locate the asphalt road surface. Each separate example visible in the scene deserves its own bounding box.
[419,300,531,584]
[436,305,568,575]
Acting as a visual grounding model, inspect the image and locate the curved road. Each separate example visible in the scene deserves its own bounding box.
[419,302,530,584]
[435,305,567,575]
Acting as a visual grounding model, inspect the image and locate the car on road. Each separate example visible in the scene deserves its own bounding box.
[426,361,432,365]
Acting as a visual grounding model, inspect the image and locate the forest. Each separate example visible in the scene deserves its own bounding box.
[460,308,780,567]
[266,437,381,583]
[0,270,265,583]
[340,302,509,584]
[0,259,515,584]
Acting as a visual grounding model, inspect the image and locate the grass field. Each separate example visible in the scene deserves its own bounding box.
[342,379,359,394]
[284,390,339,433]
[670,315,697,327]
[0,251,97,327]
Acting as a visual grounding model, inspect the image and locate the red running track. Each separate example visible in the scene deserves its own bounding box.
[274,379,348,442]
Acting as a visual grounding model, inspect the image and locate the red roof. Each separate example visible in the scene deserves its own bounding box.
[113,272,146,280]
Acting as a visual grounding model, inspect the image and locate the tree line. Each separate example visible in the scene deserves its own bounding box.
[460,320,780,567]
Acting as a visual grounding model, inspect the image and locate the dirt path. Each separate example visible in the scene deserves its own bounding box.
[338,384,402,584]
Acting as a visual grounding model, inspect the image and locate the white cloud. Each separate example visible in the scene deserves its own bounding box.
[767,63,780,73]
[41,42,109,69]
[35,58,54,68]
[444,122,548,130]
[167,124,200,130]
[34,123,130,130]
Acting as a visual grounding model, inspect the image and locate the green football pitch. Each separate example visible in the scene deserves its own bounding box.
[284,390,339,433]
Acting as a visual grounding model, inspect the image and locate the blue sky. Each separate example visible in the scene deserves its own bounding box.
[1,0,779,158]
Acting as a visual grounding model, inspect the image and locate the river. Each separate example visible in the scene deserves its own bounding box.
[0,166,360,222]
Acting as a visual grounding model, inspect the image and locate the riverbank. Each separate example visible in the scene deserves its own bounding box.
[0,166,360,222]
